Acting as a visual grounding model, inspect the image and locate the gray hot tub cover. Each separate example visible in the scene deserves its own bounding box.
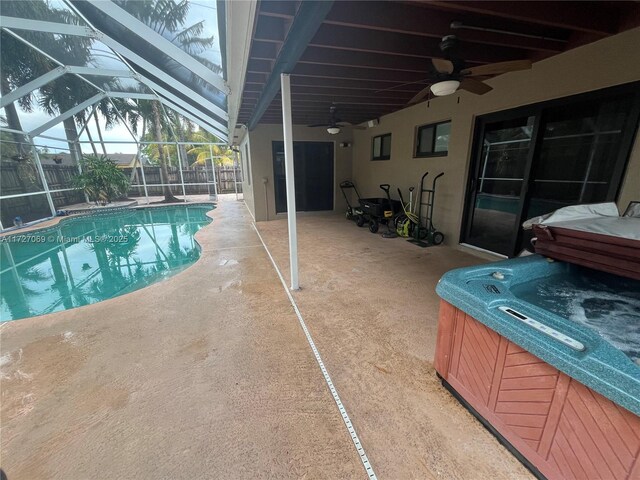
[523,202,640,241]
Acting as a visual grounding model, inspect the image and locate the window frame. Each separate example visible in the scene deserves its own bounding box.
[371,133,392,161]
[414,120,451,158]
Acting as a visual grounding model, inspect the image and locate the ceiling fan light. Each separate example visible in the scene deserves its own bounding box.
[430,80,460,96]
[327,126,341,135]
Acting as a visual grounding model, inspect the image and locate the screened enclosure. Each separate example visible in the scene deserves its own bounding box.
[0,0,235,230]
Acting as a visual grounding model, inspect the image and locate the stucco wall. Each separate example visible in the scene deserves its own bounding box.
[239,132,255,219]
[241,124,353,221]
[351,27,640,246]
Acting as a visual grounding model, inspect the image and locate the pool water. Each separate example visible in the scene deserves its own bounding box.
[511,265,640,363]
[0,205,213,322]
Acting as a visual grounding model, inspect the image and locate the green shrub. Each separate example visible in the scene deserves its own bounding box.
[72,155,130,205]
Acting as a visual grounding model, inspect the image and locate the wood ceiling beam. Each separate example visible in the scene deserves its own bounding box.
[254,16,287,42]
[250,41,279,60]
[309,23,528,62]
[290,76,429,91]
[243,82,429,100]
[288,86,417,99]
[243,109,396,118]
[242,105,392,115]
[247,58,274,73]
[258,1,298,19]
[279,98,406,106]
[245,72,268,84]
[244,104,391,110]
[325,1,566,53]
[292,63,431,83]
[424,1,619,35]
[299,47,432,73]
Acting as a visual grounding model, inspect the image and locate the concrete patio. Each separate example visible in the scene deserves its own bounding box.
[0,198,531,479]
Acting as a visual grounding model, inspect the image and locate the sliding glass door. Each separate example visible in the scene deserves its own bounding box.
[465,115,535,256]
[462,83,640,257]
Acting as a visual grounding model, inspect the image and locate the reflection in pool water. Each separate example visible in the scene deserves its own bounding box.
[0,205,213,322]
[512,266,640,364]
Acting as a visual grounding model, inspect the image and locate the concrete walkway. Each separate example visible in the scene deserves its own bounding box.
[0,199,531,479]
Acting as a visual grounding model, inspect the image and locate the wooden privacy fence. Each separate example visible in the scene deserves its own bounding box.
[122,165,243,196]
[1,164,84,225]
[0,163,243,225]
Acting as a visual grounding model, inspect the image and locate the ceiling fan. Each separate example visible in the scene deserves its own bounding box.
[307,105,367,135]
[407,35,532,105]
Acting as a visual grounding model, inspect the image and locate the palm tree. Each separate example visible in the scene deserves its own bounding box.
[0,1,75,152]
[0,0,119,163]
[187,130,233,167]
[112,0,222,202]
[1,2,145,168]
[128,99,180,201]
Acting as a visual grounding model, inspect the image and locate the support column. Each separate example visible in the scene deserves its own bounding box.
[280,73,299,291]
[233,148,239,201]
[174,142,187,202]
[136,145,150,204]
[28,134,57,217]
[208,145,218,201]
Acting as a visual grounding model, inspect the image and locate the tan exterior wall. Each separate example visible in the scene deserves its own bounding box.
[238,131,255,219]
[351,27,640,246]
[242,124,353,221]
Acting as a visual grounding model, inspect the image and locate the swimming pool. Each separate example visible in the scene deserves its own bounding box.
[0,205,213,322]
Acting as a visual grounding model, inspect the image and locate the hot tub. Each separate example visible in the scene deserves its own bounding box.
[435,255,640,480]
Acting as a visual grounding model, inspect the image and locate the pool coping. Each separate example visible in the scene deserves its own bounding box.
[0,200,217,239]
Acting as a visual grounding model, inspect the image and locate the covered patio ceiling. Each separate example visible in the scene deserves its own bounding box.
[235,0,640,130]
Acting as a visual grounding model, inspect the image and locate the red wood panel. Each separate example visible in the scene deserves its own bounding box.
[497,388,555,403]
[538,372,571,459]
[507,342,526,354]
[448,307,466,378]
[447,374,561,480]
[455,313,500,406]
[434,300,457,378]
[498,413,547,428]
[492,348,558,446]
[488,337,509,411]
[500,375,558,390]
[547,380,640,480]
[435,304,640,480]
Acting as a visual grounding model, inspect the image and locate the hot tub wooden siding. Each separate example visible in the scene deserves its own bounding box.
[435,300,640,480]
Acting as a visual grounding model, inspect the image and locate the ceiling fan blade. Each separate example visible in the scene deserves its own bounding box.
[307,123,331,128]
[408,85,433,105]
[459,78,493,95]
[432,58,454,74]
[461,60,532,77]
[336,122,366,130]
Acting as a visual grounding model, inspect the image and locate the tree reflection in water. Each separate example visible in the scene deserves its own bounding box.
[0,205,212,321]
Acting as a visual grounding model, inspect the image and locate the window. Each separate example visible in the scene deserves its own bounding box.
[372,133,392,161]
[415,121,451,157]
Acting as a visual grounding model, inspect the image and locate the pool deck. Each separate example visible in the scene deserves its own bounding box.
[0,197,532,479]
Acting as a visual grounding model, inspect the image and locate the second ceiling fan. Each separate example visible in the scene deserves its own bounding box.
[407,35,532,105]
[307,104,367,134]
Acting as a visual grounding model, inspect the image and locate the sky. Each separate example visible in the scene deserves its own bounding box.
[2,0,223,155]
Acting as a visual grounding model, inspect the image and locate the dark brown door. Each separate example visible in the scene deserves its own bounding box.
[272,141,334,213]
